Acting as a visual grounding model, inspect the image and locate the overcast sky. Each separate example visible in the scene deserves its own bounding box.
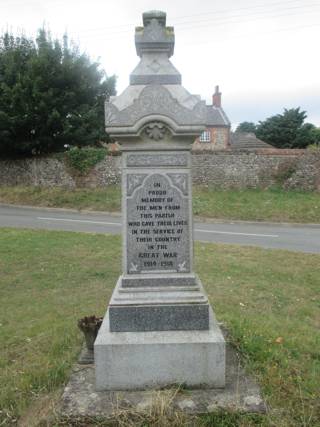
[2,0,320,128]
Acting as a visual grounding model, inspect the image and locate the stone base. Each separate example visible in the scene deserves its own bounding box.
[109,275,210,332]
[94,306,225,391]
[121,272,197,288]
[58,329,266,422]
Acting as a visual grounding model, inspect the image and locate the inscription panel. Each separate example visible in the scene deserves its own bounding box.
[126,173,190,274]
[126,153,189,167]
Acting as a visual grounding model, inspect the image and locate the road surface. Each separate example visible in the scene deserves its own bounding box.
[0,204,319,253]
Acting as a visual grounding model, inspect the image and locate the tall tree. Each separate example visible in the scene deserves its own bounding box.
[0,29,116,157]
[255,108,314,149]
[235,121,257,134]
[310,127,320,146]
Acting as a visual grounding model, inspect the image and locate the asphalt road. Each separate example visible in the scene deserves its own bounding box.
[0,204,319,253]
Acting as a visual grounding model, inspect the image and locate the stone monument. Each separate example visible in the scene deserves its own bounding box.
[94,10,225,390]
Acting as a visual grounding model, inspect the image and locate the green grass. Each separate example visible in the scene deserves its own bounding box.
[192,186,320,223]
[196,243,320,427]
[0,229,319,426]
[0,185,320,223]
[0,185,121,212]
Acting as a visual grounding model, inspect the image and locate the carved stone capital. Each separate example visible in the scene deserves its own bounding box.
[142,122,170,141]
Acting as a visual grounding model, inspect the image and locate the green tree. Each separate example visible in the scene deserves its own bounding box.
[256,108,316,149]
[235,121,257,133]
[0,29,116,157]
[310,127,320,146]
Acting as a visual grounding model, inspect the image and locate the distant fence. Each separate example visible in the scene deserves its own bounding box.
[0,149,319,191]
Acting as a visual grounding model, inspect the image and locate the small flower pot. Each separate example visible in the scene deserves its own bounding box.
[77,315,103,351]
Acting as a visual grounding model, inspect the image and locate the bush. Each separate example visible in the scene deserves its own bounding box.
[63,147,107,175]
[272,160,297,185]
[307,143,320,152]
[0,29,116,157]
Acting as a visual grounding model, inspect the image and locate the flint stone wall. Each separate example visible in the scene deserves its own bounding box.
[0,150,319,191]
[192,149,320,191]
[0,155,122,188]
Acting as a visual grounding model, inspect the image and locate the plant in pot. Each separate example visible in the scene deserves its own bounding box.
[77,315,103,352]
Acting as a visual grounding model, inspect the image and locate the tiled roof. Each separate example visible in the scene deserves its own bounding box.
[230,132,274,150]
[206,105,230,126]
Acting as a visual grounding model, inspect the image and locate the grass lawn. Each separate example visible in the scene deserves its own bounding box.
[0,185,320,223]
[0,229,319,426]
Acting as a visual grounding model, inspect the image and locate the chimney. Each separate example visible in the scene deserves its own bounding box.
[212,85,221,107]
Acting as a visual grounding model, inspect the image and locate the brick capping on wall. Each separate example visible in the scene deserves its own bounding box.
[0,149,319,191]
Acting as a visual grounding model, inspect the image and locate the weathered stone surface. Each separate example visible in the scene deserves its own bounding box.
[105,11,206,142]
[0,157,76,188]
[284,151,320,191]
[125,172,191,275]
[58,329,266,420]
[96,9,226,391]
[121,272,197,287]
[135,10,175,58]
[105,85,207,133]
[77,345,94,365]
[130,73,181,85]
[109,304,209,332]
[95,307,225,390]
[108,275,209,332]
[2,151,318,191]
[126,152,189,167]
[191,150,318,190]
[0,155,121,188]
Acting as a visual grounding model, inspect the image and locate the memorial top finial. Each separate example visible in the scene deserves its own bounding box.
[143,10,166,27]
[135,10,174,57]
[105,10,207,146]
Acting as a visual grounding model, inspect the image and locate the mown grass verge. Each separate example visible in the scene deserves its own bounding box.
[0,229,319,426]
[0,185,320,223]
[0,186,120,212]
[192,186,320,223]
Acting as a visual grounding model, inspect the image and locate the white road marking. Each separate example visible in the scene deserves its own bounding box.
[37,216,278,238]
[195,229,279,238]
[37,217,121,226]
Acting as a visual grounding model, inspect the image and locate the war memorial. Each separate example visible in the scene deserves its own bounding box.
[60,10,265,418]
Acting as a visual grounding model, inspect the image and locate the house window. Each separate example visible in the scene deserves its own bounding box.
[199,130,211,142]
